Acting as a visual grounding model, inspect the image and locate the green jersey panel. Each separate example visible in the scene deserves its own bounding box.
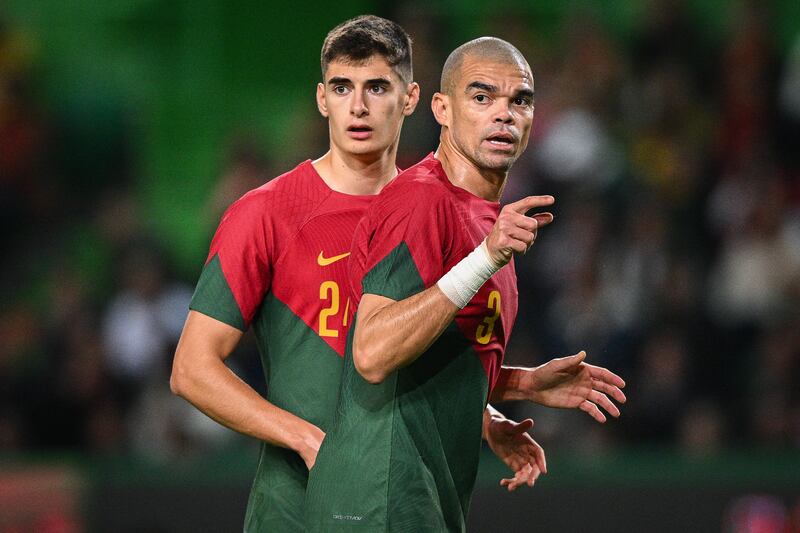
[188,162,374,532]
[304,241,488,532]
[189,253,246,331]
[243,292,344,532]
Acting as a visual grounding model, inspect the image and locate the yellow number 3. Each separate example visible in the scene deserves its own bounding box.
[476,290,501,345]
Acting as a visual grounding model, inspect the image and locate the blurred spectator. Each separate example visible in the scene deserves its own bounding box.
[206,135,272,223]
[626,328,691,443]
[0,305,41,450]
[777,32,800,184]
[678,398,726,456]
[600,197,669,334]
[0,18,56,240]
[706,175,799,327]
[101,241,192,410]
[717,2,778,175]
[747,321,800,448]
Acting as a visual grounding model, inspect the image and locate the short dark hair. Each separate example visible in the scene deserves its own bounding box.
[321,15,413,83]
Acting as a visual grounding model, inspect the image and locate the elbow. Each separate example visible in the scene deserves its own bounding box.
[353,342,389,385]
[169,358,190,397]
[169,369,184,397]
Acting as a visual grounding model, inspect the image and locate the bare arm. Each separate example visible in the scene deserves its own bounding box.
[353,289,458,384]
[353,195,555,384]
[490,351,627,423]
[170,311,325,468]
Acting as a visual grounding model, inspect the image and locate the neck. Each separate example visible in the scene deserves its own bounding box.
[312,144,398,196]
[434,132,507,202]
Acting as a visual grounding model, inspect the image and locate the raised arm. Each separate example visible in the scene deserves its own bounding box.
[353,195,554,384]
[170,311,325,468]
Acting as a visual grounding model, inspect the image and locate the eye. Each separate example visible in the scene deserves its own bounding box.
[513,96,532,106]
[474,94,489,104]
[333,85,349,95]
[369,85,387,94]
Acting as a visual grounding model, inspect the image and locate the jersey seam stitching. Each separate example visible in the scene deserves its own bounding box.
[384,373,399,531]
[272,189,335,267]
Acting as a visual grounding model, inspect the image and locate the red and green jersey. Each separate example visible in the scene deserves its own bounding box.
[304,153,519,532]
[189,160,374,532]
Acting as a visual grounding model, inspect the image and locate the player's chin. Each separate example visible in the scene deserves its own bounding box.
[346,140,385,155]
[478,150,517,172]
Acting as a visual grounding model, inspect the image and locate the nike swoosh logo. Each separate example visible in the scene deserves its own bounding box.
[317,251,351,266]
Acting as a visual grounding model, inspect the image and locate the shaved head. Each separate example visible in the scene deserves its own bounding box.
[440,37,531,94]
[431,36,535,176]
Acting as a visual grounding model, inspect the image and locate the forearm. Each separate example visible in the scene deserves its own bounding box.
[354,238,508,383]
[353,286,458,383]
[170,311,322,459]
[490,366,539,403]
[171,353,320,455]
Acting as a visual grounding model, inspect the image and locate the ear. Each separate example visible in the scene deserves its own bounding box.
[402,82,421,116]
[316,82,328,118]
[431,92,449,127]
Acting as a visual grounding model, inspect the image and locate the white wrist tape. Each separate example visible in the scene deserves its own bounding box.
[437,239,503,309]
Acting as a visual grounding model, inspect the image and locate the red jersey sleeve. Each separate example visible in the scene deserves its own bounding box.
[350,181,462,305]
[190,191,274,330]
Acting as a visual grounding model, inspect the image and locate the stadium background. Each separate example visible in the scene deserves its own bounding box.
[2,0,800,531]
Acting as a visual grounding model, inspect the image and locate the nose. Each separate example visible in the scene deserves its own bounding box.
[350,90,369,118]
[493,101,513,124]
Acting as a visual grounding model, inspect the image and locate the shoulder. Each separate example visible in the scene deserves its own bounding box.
[221,160,323,224]
[372,157,455,217]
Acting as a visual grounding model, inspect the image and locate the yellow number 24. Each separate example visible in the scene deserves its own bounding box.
[319,281,350,338]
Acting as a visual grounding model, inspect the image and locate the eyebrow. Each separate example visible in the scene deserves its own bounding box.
[466,81,497,93]
[327,76,392,86]
[515,88,535,101]
[466,81,535,102]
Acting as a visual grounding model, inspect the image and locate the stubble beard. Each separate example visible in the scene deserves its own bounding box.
[472,147,517,173]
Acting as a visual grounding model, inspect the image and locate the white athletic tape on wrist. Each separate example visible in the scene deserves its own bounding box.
[437,239,503,309]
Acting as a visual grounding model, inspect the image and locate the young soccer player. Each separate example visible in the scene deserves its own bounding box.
[171,16,420,531]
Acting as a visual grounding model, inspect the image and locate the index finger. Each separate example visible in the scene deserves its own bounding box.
[507,195,555,215]
[587,364,626,388]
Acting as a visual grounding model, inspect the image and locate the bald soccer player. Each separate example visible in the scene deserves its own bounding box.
[303,37,626,532]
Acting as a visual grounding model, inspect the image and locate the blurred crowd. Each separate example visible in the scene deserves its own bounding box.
[1,0,799,463]
[498,1,800,455]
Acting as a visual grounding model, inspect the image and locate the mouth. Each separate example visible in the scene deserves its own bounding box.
[347,125,373,140]
[483,131,517,151]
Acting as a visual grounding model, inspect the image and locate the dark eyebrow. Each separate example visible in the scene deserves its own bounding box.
[327,76,393,86]
[327,76,351,86]
[466,81,497,93]
[515,88,535,101]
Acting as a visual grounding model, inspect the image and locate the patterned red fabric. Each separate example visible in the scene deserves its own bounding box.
[205,160,373,355]
[348,153,519,391]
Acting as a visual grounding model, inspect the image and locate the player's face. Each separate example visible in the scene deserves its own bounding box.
[317,55,418,158]
[448,57,534,172]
